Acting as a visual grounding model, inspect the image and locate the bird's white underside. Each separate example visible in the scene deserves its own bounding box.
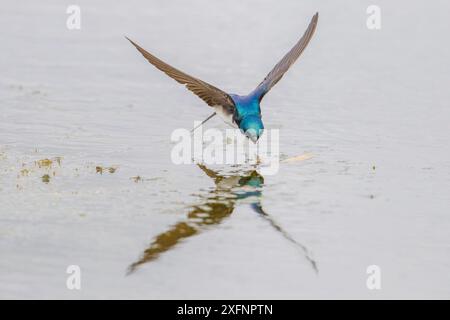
[213,105,238,128]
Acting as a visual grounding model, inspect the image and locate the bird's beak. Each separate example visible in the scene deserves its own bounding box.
[245,129,260,143]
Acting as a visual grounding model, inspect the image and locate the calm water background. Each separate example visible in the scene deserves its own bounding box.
[1,0,450,299]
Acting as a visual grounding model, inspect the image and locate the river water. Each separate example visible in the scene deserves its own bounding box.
[1,0,450,298]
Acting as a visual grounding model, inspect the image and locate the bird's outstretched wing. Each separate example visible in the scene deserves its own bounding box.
[126,37,235,110]
[253,12,318,101]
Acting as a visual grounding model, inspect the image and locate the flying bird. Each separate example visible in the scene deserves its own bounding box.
[127,12,318,143]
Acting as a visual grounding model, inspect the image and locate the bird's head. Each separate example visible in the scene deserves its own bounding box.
[240,115,264,143]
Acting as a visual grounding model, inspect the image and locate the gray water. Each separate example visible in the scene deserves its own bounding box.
[1,0,450,299]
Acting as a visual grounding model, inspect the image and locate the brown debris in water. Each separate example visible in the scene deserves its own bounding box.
[41,174,51,183]
[16,156,62,183]
[55,157,62,166]
[131,176,142,183]
[36,158,53,168]
[34,157,62,169]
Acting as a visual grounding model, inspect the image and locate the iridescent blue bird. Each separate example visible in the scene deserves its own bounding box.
[127,13,318,143]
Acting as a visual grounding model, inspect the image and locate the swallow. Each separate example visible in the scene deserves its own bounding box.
[127,12,318,142]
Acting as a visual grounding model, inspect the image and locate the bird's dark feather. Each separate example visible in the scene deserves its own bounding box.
[126,37,236,110]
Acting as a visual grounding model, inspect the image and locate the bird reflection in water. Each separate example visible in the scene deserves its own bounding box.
[127,164,317,274]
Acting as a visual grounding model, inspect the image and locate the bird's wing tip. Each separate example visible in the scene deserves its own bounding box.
[125,36,137,46]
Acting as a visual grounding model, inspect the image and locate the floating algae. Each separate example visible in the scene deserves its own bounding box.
[131,176,142,183]
[55,157,62,166]
[36,158,52,168]
[130,176,162,183]
[35,157,62,168]
[16,157,62,183]
[96,165,118,174]
[108,167,117,174]
[41,174,50,183]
